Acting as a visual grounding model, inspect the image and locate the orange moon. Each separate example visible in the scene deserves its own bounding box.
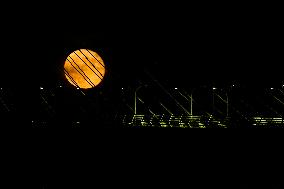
[64,49,106,89]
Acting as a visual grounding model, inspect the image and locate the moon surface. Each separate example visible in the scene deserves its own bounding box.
[64,49,106,89]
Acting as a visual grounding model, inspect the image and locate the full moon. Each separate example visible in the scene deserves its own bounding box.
[64,49,106,89]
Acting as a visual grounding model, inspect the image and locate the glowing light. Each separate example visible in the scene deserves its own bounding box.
[40,87,43,90]
[126,115,228,128]
[271,88,274,90]
[213,87,217,90]
[174,88,178,90]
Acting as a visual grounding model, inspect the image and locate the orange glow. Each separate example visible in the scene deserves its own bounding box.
[64,49,106,89]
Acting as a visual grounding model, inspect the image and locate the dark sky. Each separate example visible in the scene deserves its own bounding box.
[33,13,282,120]
[1,4,282,126]
[39,16,282,89]
[0,3,281,90]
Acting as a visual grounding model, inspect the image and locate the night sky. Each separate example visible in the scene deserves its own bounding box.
[1,5,283,189]
[37,17,282,125]
[0,4,283,128]
[40,19,282,88]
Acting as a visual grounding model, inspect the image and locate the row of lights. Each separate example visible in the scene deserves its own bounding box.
[173,84,284,91]
[40,86,63,90]
[40,84,284,91]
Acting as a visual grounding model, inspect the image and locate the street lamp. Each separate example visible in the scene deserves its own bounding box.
[212,87,216,116]
[134,85,147,114]
[189,88,197,116]
[212,87,230,117]
[176,88,195,116]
